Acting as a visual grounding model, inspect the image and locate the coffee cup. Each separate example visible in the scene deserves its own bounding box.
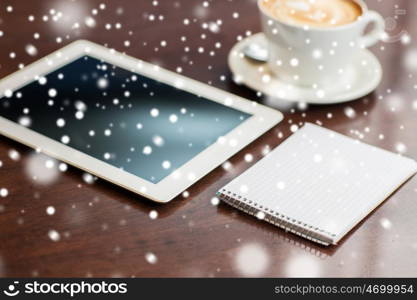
[258,0,385,87]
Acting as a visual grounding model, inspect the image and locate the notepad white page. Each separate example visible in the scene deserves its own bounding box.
[220,123,417,244]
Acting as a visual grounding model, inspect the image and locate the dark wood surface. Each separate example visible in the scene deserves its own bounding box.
[1,0,417,277]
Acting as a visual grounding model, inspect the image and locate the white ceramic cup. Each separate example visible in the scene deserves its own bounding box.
[258,0,385,87]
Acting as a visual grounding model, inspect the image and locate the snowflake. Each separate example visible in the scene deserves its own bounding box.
[145,252,158,264]
[0,188,8,198]
[48,230,61,242]
[149,210,158,220]
[46,206,56,215]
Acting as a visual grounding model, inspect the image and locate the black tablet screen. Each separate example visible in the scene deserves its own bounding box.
[0,56,251,183]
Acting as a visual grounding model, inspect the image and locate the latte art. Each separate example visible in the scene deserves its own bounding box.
[261,0,362,28]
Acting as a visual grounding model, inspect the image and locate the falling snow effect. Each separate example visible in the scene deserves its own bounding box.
[210,197,220,206]
[0,188,8,198]
[82,173,95,184]
[48,88,57,98]
[46,206,56,215]
[244,153,253,163]
[145,252,158,264]
[149,210,158,220]
[285,255,321,277]
[256,211,265,220]
[344,107,356,119]
[25,44,38,56]
[380,218,392,230]
[277,181,286,190]
[25,153,60,185]
[8,149,20,161]
[48,230,61,242]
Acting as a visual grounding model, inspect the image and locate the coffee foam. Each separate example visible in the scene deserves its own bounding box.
[261,0,362,28]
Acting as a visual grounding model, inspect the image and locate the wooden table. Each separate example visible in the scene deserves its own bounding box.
[1,0,416,277]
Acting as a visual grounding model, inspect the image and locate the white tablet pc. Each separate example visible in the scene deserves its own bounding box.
[0,40,283,203]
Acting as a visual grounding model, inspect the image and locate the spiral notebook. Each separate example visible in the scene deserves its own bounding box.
[217,123,417,245]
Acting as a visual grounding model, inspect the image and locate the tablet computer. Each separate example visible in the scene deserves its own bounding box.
[0,40,283,202]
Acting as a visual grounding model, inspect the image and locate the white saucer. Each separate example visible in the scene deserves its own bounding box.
[228,33,383,104]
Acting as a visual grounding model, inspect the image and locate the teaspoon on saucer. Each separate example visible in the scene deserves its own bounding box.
[243,43,269,62]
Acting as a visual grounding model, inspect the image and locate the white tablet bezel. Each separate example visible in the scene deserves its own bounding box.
[0,40,283,203]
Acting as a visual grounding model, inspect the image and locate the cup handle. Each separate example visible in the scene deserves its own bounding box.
[358,11,385,48]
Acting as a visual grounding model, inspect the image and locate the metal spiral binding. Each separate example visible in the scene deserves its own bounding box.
[217,189,335,246]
